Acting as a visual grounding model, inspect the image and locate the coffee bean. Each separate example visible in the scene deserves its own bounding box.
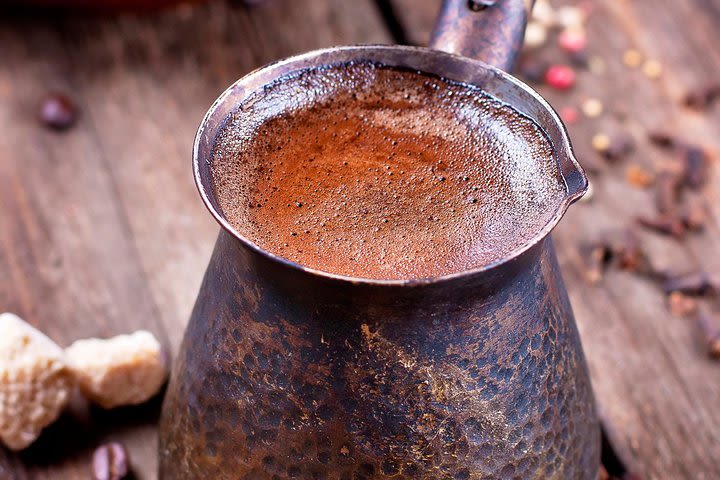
[92,442,129,480]
[39,92,77,130]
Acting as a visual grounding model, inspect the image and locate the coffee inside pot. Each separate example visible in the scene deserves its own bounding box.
[210,62,566,280]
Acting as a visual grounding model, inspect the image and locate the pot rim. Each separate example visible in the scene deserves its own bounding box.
[193,44,587,286]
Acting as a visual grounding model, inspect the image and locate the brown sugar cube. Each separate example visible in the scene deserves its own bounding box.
[65,331,167,409]
[0,313,73,450]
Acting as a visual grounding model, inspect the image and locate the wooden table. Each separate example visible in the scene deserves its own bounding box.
[1,0,718,478]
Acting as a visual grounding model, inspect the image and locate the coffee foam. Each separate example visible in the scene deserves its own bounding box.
[210,62,565,280]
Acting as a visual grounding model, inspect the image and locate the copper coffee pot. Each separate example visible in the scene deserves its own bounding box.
[159,0,600,478]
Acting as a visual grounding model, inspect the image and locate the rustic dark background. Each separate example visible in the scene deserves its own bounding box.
[1,0,719,478]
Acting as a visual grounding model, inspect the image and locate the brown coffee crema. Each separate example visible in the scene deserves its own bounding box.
[210,62,565,280]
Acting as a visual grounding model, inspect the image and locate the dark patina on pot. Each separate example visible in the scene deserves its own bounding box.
[159,0,600,478]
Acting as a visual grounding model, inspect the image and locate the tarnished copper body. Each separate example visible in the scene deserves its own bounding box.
[159,0,600,478]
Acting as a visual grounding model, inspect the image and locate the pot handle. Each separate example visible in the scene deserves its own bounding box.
[429,0,535,72]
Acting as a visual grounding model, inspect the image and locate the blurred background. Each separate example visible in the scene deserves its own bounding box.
[1,0,718,478]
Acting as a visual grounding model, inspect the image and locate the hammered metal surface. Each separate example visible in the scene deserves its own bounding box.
[159,232,599,479]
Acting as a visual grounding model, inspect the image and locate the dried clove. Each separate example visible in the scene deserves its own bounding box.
[696,308,720,359]
[636,215,685,238]
[648,130,677,149]
[683,84,720,110]
[613,229,644,271]
[682,146,709,189]
[581,230,661,282]
[648,132,711,189]
[679,196,707,231]
[581,242,612,284]
[654,170,681,215]
[667,291,697,317]
[663,271,720,296]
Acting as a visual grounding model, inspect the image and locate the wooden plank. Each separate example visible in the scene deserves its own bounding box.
[0,1,390,478]
[389,0,720,478]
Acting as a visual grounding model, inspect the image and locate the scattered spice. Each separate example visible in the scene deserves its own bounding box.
[625,164,655,188]
[622,49,643,68]
[568,50,590,69]
[667,292,697,317]
[581,98,604,118]
[588,56,606,75]
[641,59,663,79]
[696,307,720,359]
[648,130,677,149]
[556,5,585,29]
[648,132,711,190]
[683,84,720,110]
[663,271,720,296]
[39,92,77,131]
[612,229,663,279]
[591,133,611,153]
[654,170,681,215]
[517,56,549,84]
[636,214,685,237]
[524,22,548,49]
[581,229,655,283]
[92,442,130,480]
[581,242,612,284]
[558,28,587,53]
[531,0,556,27]
[597,133,634,161]
[682,146,709,189]
[679,196,706,231]
[560,106,579,124]
[545,64,577,90]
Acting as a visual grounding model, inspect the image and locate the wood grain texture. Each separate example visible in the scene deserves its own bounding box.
[390,0,720,478]
[3,0,720,478]
[0,1,389,478]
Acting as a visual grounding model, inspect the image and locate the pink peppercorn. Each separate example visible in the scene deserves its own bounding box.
[545,65,577,90]
[558,29,587,53]
[559,106,579,124]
